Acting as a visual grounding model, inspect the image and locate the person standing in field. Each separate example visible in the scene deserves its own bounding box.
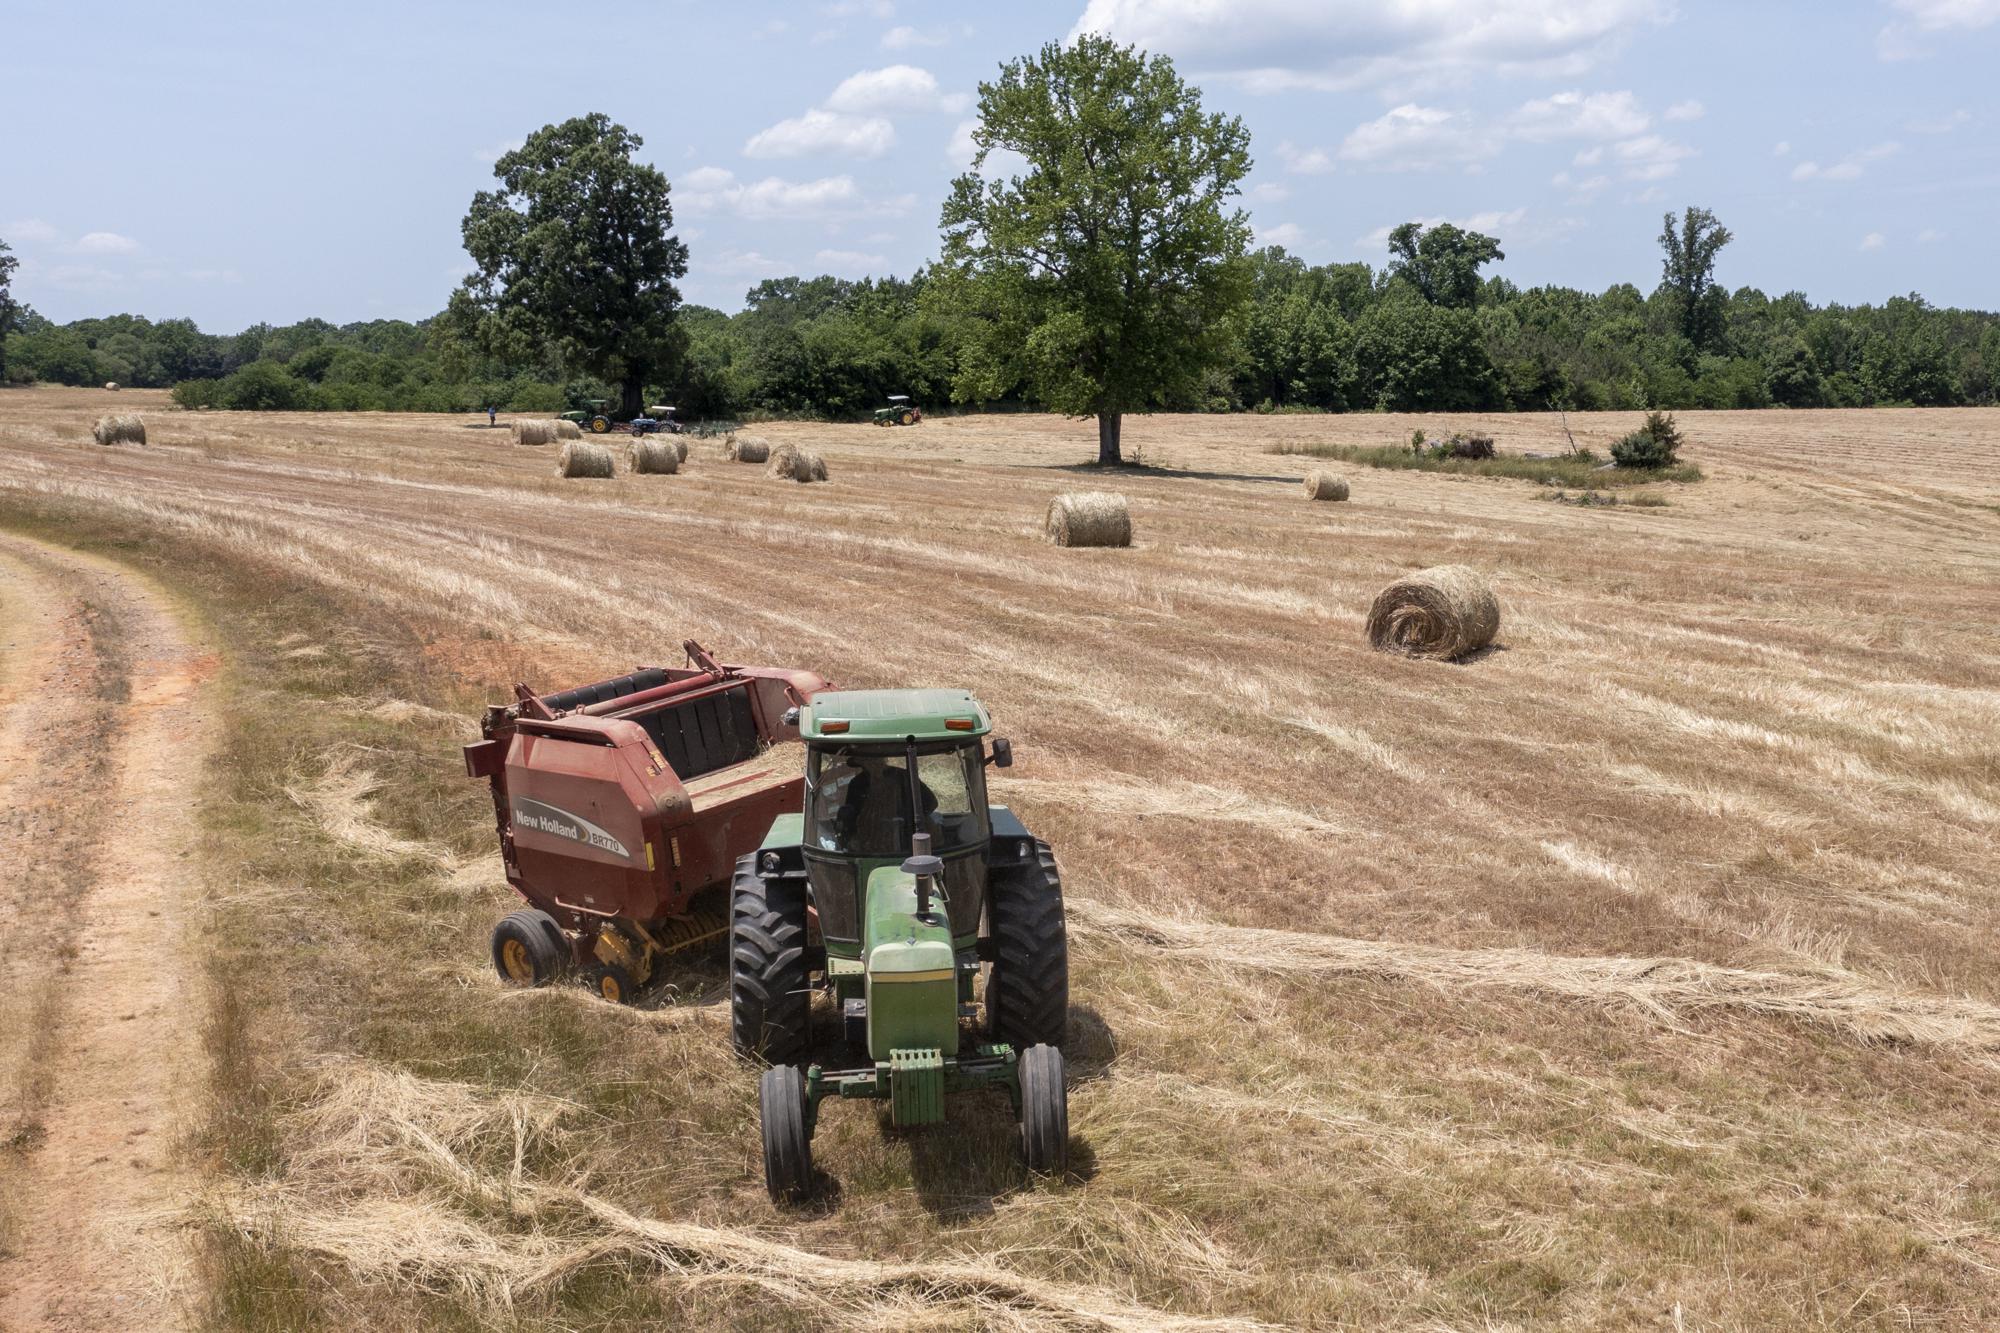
[487,405,497,427]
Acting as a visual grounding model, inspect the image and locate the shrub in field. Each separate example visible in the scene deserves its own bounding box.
[1612,410,1684,469]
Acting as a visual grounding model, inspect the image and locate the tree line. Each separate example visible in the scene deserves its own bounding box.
[4,40,1997,444]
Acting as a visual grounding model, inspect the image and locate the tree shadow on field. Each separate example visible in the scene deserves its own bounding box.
[1035,460,1303,486]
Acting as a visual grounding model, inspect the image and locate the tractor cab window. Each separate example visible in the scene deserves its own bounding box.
[807,743,989,857]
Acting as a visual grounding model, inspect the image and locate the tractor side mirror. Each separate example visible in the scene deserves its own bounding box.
[988,737,1013,768]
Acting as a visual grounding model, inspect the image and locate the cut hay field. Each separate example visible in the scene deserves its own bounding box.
[3,383,2000,1329]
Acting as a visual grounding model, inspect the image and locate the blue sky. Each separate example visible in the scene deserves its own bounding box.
[3,0,1996,330]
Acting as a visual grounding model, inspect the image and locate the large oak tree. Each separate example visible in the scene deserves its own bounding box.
[450,114,688,418]
[933,36,1253,464]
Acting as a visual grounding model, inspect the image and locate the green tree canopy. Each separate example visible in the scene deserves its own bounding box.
[1659,206,1732,349]
[1386,222,1504,309]
[0,237,18,380]
[932,34,1254,464]
[450,113,689,418]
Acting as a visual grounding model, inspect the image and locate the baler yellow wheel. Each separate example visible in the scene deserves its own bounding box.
[500,937,534,983]
[583,961,637,1005]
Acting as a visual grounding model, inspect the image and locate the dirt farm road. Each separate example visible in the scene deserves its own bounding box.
[0,532,215,1330]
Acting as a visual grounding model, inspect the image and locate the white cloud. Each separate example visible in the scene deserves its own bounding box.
[1604,134,1693,180]
[1277,140,1336,174]
[1257,221,1307,248]
[882,24,945,48]
[5,218,61,245]
[1773,140,1791,156]
[39,263,122,291]
[745,108,895,159]
[475,138,523,164]
[1877,0,2000,57]
[73,231,139,255]
[815,247,887,270]
[1551,170,1610,202]
[822,0,894,16]
[679,167,905,221]
[1664,99,1705,121]
[1247,181,1292,203]
[946,119,980,168]
[1790,141,1900,182]
[1918,227,1945,243]
[713,249,796,279]
[1072,0,1671,90]
[1859,231,1886,251]
[1339,104,1492,168]
[1509,89,1651,141]
[1907,108,1971,132]
[827,64,968,114]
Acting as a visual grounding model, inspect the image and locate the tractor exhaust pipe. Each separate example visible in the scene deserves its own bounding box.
[903,831,943,921]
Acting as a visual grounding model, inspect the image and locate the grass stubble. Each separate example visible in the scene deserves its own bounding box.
[0,386,1997,1327]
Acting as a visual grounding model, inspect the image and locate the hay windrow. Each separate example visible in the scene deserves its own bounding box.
[1070,899,2000,1059]
[628,439,680,475]
[554,419,583,440]
[221,1063,1265,1331]
[91,414,147,446]
[556,441,616,479]
[1364,564,1498,660]
[766,442,828,483]
[513,420,558,447]
[725,434,770,463]
[1046,492,1131,548]
[1302,471,1349,502]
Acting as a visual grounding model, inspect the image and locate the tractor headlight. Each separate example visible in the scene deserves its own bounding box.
[761,852,781,874]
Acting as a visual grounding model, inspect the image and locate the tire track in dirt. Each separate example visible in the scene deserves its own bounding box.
[0,533,216,1331]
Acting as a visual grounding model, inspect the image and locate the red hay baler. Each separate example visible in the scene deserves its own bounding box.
[463,640,831,1002]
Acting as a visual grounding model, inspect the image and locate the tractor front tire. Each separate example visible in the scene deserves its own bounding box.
[760,1065,814,1204]
[1018,1043,1068,1177]
[985,840,1069,1049]
[491,909,568,988]
[731,854,811,1064]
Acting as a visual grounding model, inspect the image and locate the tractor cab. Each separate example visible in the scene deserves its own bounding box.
[872,395,922,427]
[731,688,1068,1203]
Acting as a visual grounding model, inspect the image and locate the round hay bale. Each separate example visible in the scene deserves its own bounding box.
[513,420,558,447]
[1303,470,1349,501]
[1365,565,1499,661]
[629,438,680,475]
[556,441,616,479]
[1045,491,1131,548]
[554,419,583,440]
[103,381,120,392]
[766,444,827,483]
[726,434,770,463]
[91,414,146,446]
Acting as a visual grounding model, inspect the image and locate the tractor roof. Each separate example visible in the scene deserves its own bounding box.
[801,688,991,742]
[887,395,910,402]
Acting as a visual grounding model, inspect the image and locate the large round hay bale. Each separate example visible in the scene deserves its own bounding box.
[514,420,558,447]
[556,441,616,479]
[725,434,770,463]
[629,438,680,475]
[1303,470,1349,501]
[91,414,146,446]
[103,381,120,392]
[1045,491,1131,548]
[766,443,827,483]
[554,418,583,440]
[1365,565,1499,661]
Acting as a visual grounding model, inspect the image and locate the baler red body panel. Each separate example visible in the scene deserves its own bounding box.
[465,647,829,929]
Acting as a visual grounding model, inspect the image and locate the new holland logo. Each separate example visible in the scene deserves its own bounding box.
[512,798,631,860]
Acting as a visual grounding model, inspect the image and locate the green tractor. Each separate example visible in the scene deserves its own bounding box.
[872,394,922,426]
[731,688,1069,1203]
[560,398,617,434]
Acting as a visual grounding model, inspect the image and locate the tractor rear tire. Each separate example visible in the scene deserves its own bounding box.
[730,854,811,1064]
[760,1064,814,1204]
[1018,1044,1068,1177]
[590,415,611,433]
[491,909,568,988]
[984,840,1068,1050]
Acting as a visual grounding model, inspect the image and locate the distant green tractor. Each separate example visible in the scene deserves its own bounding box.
[560,399,617,434]
[872,395,922,426]
[731,689,1069,1203]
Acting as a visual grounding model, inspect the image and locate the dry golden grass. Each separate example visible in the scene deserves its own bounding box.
[4,386,2000,1328]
